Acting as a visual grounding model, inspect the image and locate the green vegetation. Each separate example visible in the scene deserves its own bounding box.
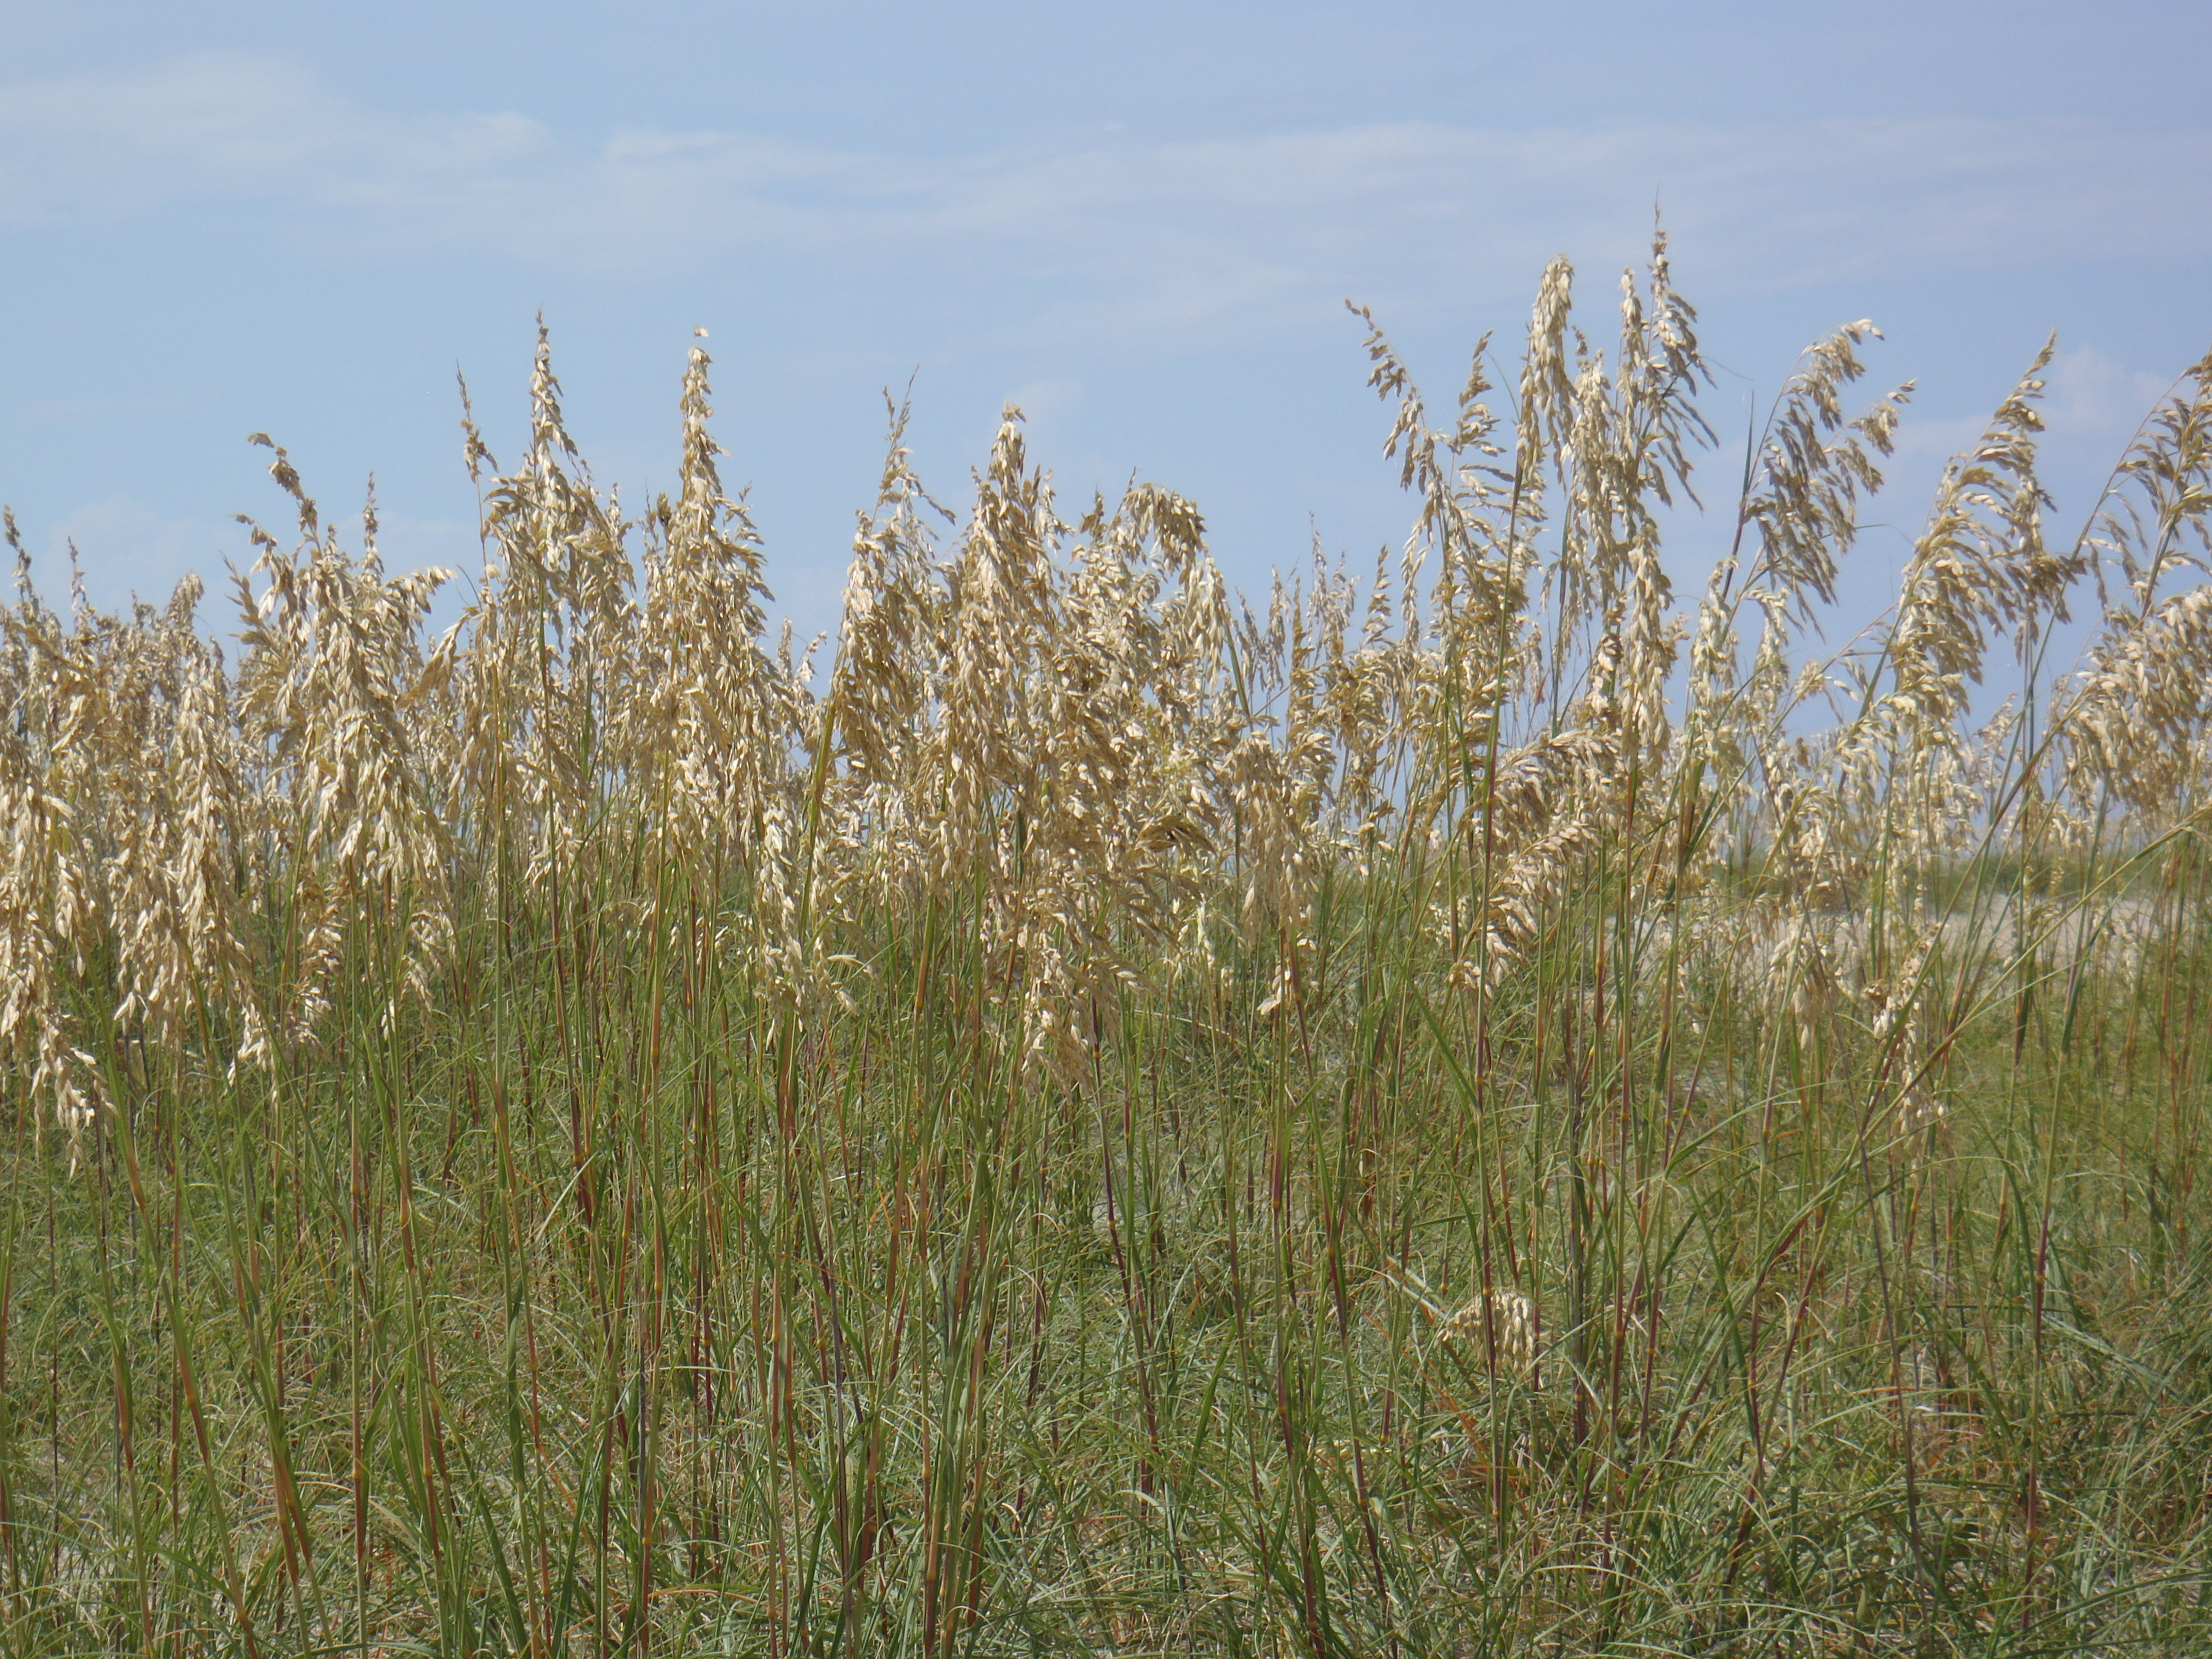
[1,239,2209,1655]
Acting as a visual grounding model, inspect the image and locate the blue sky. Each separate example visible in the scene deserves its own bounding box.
[3,0,2208,653]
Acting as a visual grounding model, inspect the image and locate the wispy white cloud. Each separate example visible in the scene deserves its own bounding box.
[1005,378,1083,427]
[0,54,552,222]
[1886,343,2178,474]
[2042,344,2178,443]
[39,496,231,605]
[4,53,2210,341]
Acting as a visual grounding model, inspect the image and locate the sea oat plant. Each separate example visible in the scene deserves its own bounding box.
[0,241,2208,1657]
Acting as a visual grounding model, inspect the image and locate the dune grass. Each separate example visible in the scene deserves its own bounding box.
[1,240,2209,1655]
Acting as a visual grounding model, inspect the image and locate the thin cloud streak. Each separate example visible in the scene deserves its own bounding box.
[4,53,2209,342]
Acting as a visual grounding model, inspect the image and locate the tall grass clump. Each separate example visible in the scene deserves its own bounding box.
[2,240,2210,1656]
